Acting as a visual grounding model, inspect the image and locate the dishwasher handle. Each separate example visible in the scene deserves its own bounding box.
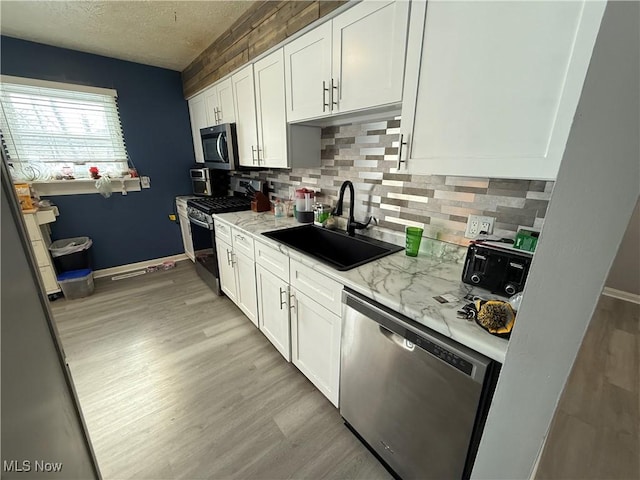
[343,289,489,383]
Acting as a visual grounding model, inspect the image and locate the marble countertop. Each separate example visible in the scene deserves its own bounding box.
[213,211,509,363]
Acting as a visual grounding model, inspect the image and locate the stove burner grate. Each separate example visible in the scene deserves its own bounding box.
[188,196,252,214]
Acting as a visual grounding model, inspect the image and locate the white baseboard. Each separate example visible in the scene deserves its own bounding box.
[602,287,640,305]
[93,253,190,279]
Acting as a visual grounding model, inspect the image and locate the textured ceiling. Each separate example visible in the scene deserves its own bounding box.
[0,1,257,71]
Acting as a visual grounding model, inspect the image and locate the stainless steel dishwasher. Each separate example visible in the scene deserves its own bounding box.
[340,289,499,480]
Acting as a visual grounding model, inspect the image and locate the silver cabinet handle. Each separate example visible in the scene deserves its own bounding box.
[279,287,287,310]
[235,234,245,242]
[251,145,258,165]
[226,249,232,266]
[289,292,296,312]
[331,78,338,110]
[216,107,222,123]
[230,251,236,267]
[322,81,330,112]
[256,145,262,165]
[397,133,408,171]
[213,107,219,124]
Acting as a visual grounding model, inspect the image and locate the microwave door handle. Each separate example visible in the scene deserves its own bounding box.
[216,133,224,161]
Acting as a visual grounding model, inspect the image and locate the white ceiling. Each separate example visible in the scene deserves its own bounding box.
[0,1,256,72]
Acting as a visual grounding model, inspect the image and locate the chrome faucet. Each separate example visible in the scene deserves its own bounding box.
[334,180,372,236]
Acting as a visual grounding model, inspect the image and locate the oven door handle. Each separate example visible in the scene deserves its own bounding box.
[188,216,211,229]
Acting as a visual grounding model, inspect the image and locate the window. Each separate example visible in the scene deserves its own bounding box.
[0,75,130,182]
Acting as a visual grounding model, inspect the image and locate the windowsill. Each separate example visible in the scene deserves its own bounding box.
[24,177,142,196]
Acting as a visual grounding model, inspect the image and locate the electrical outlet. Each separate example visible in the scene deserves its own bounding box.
[140,176,151,189]
[465,215,495,238]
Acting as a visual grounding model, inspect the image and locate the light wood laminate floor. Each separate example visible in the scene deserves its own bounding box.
[536,294,640,480]
[51,262,391,480]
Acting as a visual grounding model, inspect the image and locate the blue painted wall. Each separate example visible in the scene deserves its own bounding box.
[1,36,195,270]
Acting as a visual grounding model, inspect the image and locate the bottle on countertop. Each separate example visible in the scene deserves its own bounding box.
[274,199,285,218]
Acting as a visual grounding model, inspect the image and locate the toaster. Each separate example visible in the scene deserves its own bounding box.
[462,241,533,296]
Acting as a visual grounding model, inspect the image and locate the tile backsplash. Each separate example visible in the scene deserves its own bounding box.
[231,117,554,247]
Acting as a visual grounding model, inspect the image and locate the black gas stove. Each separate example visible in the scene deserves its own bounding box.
[186,178,263,230]
[185,177,264,296]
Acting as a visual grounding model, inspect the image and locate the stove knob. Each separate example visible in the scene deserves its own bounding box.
[505,284,517,295]
[470,274,481,284]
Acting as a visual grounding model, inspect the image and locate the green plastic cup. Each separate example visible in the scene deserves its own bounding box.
[405,226,424,257]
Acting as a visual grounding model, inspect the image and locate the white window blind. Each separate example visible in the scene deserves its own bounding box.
[0,77,129,180]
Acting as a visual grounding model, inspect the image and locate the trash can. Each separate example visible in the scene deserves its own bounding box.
[57,269,95,299]
[49,237,93,273]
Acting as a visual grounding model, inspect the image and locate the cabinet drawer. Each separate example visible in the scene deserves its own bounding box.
[214,220,232,245]
[290,259,343,316]
[23,214,41,241]
[40,265,60,294]
[255,239,289,283]
[31,239,52,268]
[232,227,255,260]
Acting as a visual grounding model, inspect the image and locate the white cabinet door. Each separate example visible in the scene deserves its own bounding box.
[188,93,207,163]
[204,85,220,126]
[254,49,288,168]
[256,264,291,361]
[217,78,236,124]
[332,0,409,114]
[40,265,60,294]
[291,288,341,407]
[178,214,195,262]
[232,64,259,167]
[284,21,332,122]
[216,240,237,303]
[400,0,606,180]
[234,251,258,328]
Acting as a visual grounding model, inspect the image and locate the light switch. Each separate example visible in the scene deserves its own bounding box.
[141,176,151,189]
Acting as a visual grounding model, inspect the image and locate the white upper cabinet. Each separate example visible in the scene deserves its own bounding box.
[216,78,235,124]
[187,92,207,163]
[232,64,260,167]
[332,0,409,114]
[399,0,606,180]
[254,49,288,168]
[285,0,409,123]
[204,78,235,126]
[284,22,332,123]
[204,86,219,126]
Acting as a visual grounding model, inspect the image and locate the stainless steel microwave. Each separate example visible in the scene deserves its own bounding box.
[200,123,239,170]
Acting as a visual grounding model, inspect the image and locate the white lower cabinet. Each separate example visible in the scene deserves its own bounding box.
[223,233,343,406]
[256,264,291,361]
[215,236,258,327]
[290,288,341,407]
[216,239,237,304]
[178,214,194,261]
[234,251,259,327]
[176,199,194,261]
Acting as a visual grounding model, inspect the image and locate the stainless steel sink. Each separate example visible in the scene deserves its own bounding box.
[262,225,403,271]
